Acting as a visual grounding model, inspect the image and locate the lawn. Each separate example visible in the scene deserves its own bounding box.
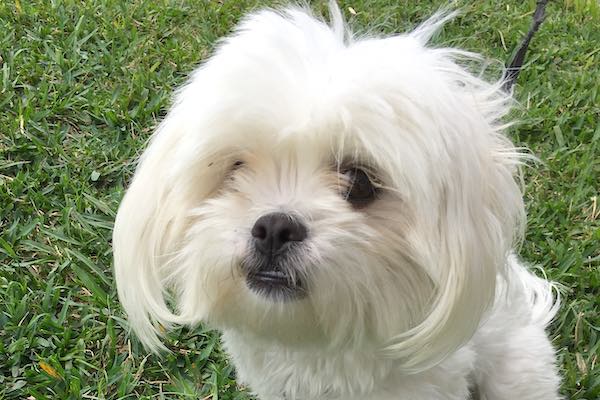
[0,0,598,398]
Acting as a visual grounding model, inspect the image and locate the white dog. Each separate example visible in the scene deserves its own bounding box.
[113,4,561,399]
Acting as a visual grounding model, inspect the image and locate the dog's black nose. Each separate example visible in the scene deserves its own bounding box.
[251,212,307,255]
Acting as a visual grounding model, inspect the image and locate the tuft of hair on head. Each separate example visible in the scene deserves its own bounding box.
[327,0,348,43]
[410,9,460,45]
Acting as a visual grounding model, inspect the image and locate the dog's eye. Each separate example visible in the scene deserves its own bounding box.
[232,160,245,170]
[226,160,245,180]
[342,168,378,208]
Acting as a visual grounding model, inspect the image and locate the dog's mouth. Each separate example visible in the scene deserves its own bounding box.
[245,269,307,301]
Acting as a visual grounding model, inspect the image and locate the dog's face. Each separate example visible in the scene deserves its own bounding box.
[174,130,429,346]
[113,7,525,371]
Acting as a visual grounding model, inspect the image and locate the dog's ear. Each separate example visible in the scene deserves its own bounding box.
[382,14,526,372]
[113,113,191,351]
[113,92,227,350]
[384,143,525,372]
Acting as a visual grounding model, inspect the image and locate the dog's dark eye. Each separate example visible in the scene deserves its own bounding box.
[342,168,378,208]
[227,160,245,180]
[232,160,244,170]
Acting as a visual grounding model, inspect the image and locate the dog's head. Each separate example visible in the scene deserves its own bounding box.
[113,6,524,371]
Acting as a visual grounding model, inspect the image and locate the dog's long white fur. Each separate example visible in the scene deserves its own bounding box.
[113,4,561,399]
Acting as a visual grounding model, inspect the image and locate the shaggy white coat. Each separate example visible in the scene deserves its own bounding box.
[113,4,561,400]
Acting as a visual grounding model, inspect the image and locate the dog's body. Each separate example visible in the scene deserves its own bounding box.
[113,5,561,399]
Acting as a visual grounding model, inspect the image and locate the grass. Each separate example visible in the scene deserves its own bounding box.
[0,0,598,398]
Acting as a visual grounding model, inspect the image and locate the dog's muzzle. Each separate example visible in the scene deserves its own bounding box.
[242,212,308,301]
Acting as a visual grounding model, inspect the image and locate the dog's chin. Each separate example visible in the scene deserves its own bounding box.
[246,270,308,301]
